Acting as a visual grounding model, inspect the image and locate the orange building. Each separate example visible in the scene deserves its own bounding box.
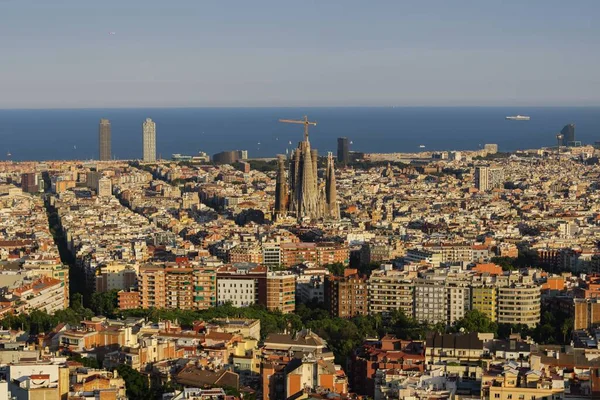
[118,290,140,310]
[473,263,503,276]
[286,358,348,398]
[138,264,216,310]
[316,243,350,266]
[280,242,349,267]
[542,276,565,291]
[266,272,295,314]
[574,298,600,330]
[324,269,368,318]
[280,243,318,267]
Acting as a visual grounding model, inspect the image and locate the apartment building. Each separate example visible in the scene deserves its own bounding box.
[262,243,281,267]
[497,284,541,327]
[12,277,66,314]
[368,266,414,316]
[280,243,318,267]
[266,271,296,314]
[218,277,257,307]
[216,265,268,307]
[413,276,450,325]
[316,242,349,266]
[447,283,471,323]
[325,269,368,318]
[95,262,137,292]
[280,242,348,267]
[482,370,564,400]
[138,264,216,310]
[295,266,329,304]
[471,286,497,322]
[404,249,443,267]
[227,243,263,264]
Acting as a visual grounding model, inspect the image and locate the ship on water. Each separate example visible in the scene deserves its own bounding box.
[506,115,530,121]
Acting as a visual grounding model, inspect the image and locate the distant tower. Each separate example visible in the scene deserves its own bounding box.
[142,118,156,162]
[274,155,288,220]
[561,123,575,147]
[99,119,111,161]
[556,133,563,159]
[279,116,339,221]
[337,137,349,166]
[325,152,340,219]
[290,140,320,219]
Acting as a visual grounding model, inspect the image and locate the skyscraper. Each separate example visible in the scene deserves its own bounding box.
[99,119,111,161]
[142,118,156,162]
[474,166,489,191]
[561,123,576,147]
[337,137,349,165]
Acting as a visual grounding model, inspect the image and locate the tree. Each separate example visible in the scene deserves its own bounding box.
[90,290,119,317]
[325,263,345,276]
[116,365,149,400]
[453,310,498,335]
[561,317,574,343]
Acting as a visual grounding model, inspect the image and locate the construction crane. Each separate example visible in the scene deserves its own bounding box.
[279,115,317,142]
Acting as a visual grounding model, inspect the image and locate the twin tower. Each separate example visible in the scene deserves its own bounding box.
[98,118,156,162]
[274,133,340,222]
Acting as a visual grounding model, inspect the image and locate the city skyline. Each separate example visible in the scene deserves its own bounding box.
[2,1,600,108]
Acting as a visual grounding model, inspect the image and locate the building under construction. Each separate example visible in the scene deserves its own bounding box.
[274,116,339,221]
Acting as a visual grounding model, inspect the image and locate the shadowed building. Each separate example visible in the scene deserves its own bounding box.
[99,118,111,161]
[273,155,288,219]
[561,123,577,147]
[337,137,349,165]
[325,152,340,219]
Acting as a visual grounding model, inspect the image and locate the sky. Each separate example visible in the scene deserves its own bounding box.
[1,0,599,108]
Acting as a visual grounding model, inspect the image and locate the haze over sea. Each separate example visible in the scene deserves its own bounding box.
[1,107,599,162]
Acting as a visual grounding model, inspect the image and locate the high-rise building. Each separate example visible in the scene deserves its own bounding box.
[266,271,296,314]
[474,166,489,191]
[496,285,540,327]
[488,167,505,189]
[475,165,504,191]
[21,172,42,193]
[368,266,414,316]
[97,177,112,197]
[337,137,349,165]
[99,119,111,161]
[561,123,576,147]
[142,118,156,162]
[212,150,245,165]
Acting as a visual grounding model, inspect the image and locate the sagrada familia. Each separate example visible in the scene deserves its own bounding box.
[273,135,340,222]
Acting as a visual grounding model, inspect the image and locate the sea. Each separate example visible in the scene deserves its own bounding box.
[0,107,599,161]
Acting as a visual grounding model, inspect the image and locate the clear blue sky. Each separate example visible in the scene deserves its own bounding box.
[1,0,599,108]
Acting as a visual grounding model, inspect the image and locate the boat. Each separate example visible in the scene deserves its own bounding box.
[506,115,530,121]
[419,145,426,148]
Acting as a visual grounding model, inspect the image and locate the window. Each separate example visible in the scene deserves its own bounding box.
[494,395,500,399]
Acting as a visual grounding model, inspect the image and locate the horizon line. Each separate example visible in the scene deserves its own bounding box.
[2,104,600,111]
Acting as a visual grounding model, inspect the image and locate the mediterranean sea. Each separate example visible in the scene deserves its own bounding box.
[1,107,599,161]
